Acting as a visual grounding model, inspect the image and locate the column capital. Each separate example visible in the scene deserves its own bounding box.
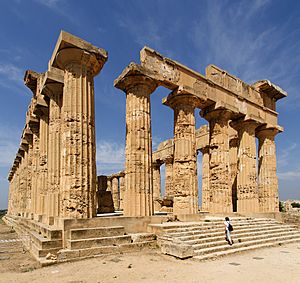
[256,124,283,139]
[42,82,63,99]
[201,108,233,122]
[230,118,261,132]
[50,31,108,76]
[114,63,157,94]
[163,88,203,110]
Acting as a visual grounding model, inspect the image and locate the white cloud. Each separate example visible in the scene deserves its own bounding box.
[278,169,300,181]
[96,140,125,175]
[0,63,23,83]
[278,143,297,167]
[0,125,20,168]
[191,0,300,107]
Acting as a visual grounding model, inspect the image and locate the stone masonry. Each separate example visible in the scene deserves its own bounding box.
[6,32,286,223]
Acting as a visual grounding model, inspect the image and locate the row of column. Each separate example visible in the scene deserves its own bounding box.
[115,63,280,216]
[7,46,106,222]
[200,109,279,213]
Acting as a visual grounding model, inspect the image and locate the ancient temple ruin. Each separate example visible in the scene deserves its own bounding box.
[4,31,290,264]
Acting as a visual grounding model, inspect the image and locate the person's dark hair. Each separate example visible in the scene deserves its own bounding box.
[225,217,230,221]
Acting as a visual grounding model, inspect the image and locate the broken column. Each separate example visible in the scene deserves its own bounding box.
[257,126,280,212]
[114,63,157,216]
[111,176,119,211]
[52,32,108,218]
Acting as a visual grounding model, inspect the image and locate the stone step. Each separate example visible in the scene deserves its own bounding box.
[19,219,62,240]
[193,233,300,256]
[55,240,156,263]
[70,226,125,240]
[167,225,296,241]
[190,230,300,249]
[29,229,63,250]
[193,237,300,261]
[67,235,132,249]
[163,220,278,234]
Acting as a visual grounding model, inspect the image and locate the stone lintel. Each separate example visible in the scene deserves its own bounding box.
[252,80,288,101]
[50,30,108,71]
[114,62,157,92]
[24,70,41,94]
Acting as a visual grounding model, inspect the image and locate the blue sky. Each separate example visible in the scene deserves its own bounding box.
[0,0,300,209]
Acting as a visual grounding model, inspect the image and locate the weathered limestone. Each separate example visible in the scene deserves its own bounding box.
[199,146,210,211]
[153,161,163,211]
[163,91,203,215]
[111,177,119,210]
[257,126,280,212]
[229,136,239,212]
[231,119,260,212]
[51,32,107,218]
[42,68,64,219]
[202,109,233,213]
[119,172,125,211]
[114,63,157,217]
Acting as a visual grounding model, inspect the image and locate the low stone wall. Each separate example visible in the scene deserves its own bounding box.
[280,212,300,227]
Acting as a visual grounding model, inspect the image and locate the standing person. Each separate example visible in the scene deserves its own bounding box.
[224,217,233,245]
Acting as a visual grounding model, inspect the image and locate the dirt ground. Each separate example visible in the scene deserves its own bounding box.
[1,220,300,283]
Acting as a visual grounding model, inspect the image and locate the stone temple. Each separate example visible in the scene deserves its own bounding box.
[4,31,300,264]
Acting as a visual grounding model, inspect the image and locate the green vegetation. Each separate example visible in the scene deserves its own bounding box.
[291,202,300,208]
[279,201,286,212]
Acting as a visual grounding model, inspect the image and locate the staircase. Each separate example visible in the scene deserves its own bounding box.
[151,217,300,261]
[57,225,156,262]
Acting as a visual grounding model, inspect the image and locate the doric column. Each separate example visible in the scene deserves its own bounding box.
[229,136,238,212]
[164,92,202,215]
[114,63,157,217]
[202,109,232,213]
[153,161,162,212]
[55,47,106,218]
[18,149,26,216]
[199,146,210,211]
[107,177,112,192]
[256,127,280,212]
[30,122,40,217]
[232,119,259,212]
[164,157,174,198]
[43,82,63,219]
[119,173,125,211]
[36,109,49,217]
[111,177,119,211]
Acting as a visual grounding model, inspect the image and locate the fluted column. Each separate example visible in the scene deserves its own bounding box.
[257,127,279,212]
[111,177,119,210]
[232,120,259,212]
[153,161,162,211]
[55,48,105,218]
[36,111,49,216]
[164,157,174,198]
[114,63,157,216]
[165,94,201,215]
[203,109,232,213]
[229,137,238,212]
[18,151,26,216]
[44,83,63,219]
[200,146,210,211]
[30,123,40,217]
[119,174,125,211]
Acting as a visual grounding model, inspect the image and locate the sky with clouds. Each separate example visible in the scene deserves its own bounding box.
[0,0,299,209]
